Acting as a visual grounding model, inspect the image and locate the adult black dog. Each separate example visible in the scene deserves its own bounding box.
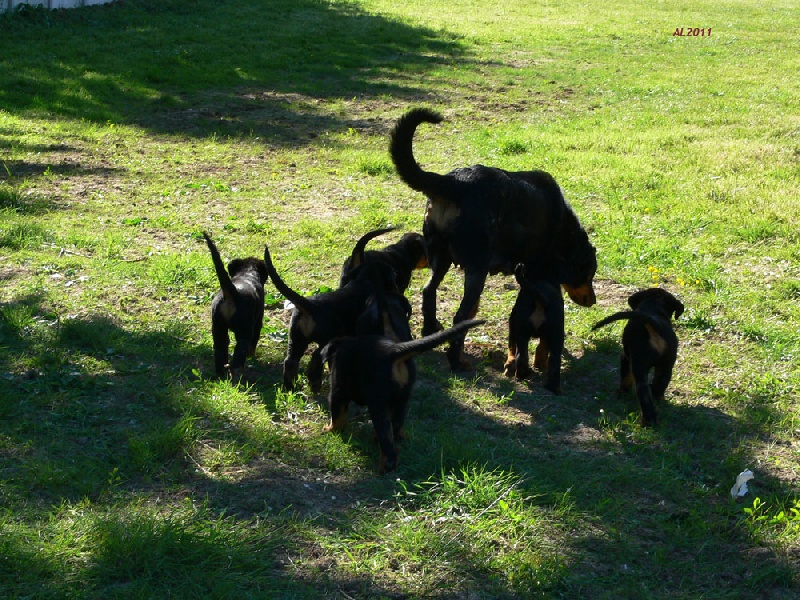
[390,107,597,370]
[321,319,485,473]
[503,264,565,394]
[202,232,269,377]
[339,227,428,292]
[592,288,684,426]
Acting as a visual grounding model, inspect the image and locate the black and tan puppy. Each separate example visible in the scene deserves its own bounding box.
[339,227,428,292]
[503,264,565,394]
[320,319,485,473]
[592,288,685,426]
[203,232,269,377]
[355,288,413,342]
[264,243,396,392]
[390,107,597,371]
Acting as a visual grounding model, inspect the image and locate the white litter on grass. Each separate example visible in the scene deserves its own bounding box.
[730,469,754,498]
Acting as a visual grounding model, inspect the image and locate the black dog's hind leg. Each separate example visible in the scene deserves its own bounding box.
[632,361,658,426]
[249,306,265,358]
[533,339,549,372]
[650,362,674,402]
[369,398,399,473]
[421,236,453,336]
[542,339,564,395]
[421,259,450,336]
[212,316,230,377]
[228,333,253,375]
[503,319,523,377]
[445,268,486,370]
[513,334,533,379]
[283,329,310,390]
[390,384,413,443]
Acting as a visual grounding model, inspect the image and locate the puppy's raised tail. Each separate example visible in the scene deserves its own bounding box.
[263,243,314,314]
[348,226,395,268]
[389,108,447,195]
[389,319,485,362]
[592,311,661,331]
[203,232,238,302]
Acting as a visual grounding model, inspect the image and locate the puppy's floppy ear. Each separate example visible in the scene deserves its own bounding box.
[513,263,526,285]
[257,261,269,283]
[669,297,685,319]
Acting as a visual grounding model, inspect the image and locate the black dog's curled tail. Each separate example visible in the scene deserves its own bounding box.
[390,319,486,363]
[389,108,446,194]
[592,311,662,331]
[263,243,314,313]
[203,231,238,302]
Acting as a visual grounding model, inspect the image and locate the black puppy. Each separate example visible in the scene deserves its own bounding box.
[203,232,269,377]
[356,288,414,342]
[339,227,428,292]
[592,288,684,426]
[390,108,596,371]
[503,264,565,394]
[320,319,485,473]
[264,242,396,392]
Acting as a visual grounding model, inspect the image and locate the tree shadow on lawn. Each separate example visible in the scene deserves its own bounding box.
[0,0,470,143]
[0,293,213,507]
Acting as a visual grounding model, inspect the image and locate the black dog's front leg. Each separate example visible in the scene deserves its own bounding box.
[445,268,486,370]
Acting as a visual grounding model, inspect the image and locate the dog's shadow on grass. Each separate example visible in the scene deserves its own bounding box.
[381,336,799,593]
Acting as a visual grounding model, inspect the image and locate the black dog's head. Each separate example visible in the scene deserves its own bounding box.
[628,287,684,320]
[227,258,269,285]
[558,230,597,308]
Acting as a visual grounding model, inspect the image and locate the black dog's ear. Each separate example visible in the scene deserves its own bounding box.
[257,261,269,283]
[669,297,685,319]
[513,263,526,284]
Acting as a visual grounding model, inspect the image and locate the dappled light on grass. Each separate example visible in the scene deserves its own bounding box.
[322,465,571,595]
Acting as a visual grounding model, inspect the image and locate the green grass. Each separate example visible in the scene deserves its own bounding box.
[1,0,799,597]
